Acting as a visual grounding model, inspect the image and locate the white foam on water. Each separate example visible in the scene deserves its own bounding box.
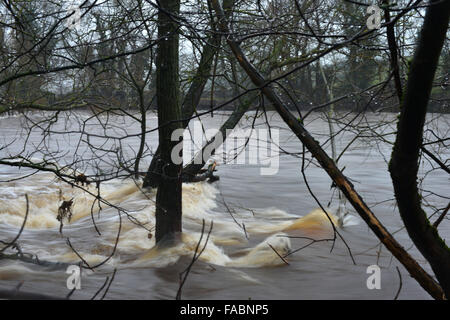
[0,174,353,270]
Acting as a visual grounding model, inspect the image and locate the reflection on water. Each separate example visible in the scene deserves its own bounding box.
[0,111,448,299]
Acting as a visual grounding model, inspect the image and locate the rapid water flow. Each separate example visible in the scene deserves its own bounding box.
[0,111,448,299]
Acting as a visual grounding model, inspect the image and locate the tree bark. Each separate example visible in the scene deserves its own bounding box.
[210,0,445,299]
[154,0,183,244]
[389,0,450,298]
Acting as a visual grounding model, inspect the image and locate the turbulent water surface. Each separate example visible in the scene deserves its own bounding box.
[0,110,448,299]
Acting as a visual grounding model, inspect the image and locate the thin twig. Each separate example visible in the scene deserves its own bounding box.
[0,194,29,254]
[267,243,289,265]
[433,202,449,229]
[100,268,117,300]
[91,276,110,300]
[176,220,213,300]
[394,266,403,300]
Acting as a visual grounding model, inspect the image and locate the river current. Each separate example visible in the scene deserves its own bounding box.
[0,110,448,299]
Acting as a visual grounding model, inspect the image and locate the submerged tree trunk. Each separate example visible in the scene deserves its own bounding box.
[183,52,257,179]
[154,0,183,244]
[143,0,235,189]
[389,0,450,298]
[182,92,257,178]
[142,29,220,188]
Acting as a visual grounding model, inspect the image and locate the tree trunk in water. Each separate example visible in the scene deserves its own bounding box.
[183,93,257,178]
[183,52,257,178]
[154,0,183,244]
[143,0,235,188]
[389,0,450,298]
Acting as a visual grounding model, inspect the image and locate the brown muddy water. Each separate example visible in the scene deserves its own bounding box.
[0,110,448,299]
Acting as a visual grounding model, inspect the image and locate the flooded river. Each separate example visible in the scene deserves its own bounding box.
[0,110,448,299]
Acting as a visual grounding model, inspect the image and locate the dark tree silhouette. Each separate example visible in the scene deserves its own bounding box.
[389,0,450,299]
[154,0,183,244]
